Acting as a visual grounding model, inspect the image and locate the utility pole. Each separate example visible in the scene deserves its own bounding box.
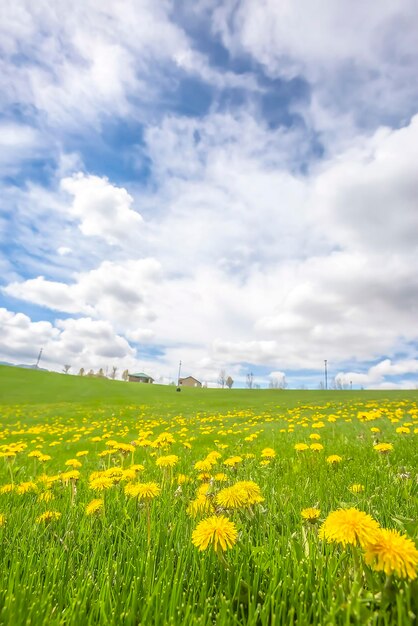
[324,360,328,390]
[36,348,43,368]
[177,360,182,387]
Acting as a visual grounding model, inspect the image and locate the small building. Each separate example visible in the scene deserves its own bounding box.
[179,376,202,388]
[128,372,154,384]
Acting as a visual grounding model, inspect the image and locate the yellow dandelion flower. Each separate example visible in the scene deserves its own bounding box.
[396,427,410,434]
[65,459,82,468]
[85,499,104,516]
[294,443,309,452]
[197,472,212,482]
[213,473,228,482]
[319,508,380,548]
[28,450,43,459]
[156,455,179,468]
[192,515,238,552]
[38,454,51,462]
[326,455,342,465]
[216,485,248,509]
[76,450,89,457]
[89,476,114,491]
[61,470,81,484]
[259,460,270,466]
[36,511,61,524]
[370,427,380,433]
[223,456,243,467]
[0,483,15,494]
[0,514,6,526]
[310,443,324,452]
[187,494,215,518]
[261,448,276,459]
[130,464,145,472]
[364,528,418,579]
[16,481,38,495]
[124,482,161,500]
[194,460,214,472]
[309,433,321,440]
[349,484,365,494]
[236,481,264,505]
[120,469,137,482]
[373,443,393,454]
[301,508,321,523]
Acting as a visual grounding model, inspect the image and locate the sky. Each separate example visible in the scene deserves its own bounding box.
[1,0,418,389]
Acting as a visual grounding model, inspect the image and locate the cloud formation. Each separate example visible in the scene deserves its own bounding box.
[1,1,418,388]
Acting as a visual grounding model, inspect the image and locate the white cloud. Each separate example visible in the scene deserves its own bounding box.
[61,173,144,245]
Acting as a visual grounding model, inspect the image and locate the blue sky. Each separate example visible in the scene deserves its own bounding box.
[1,0,418,388]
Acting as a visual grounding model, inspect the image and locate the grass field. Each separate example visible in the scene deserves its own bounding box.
[0,365,417,625]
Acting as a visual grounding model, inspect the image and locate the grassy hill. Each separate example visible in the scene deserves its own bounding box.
[1,364,417,413]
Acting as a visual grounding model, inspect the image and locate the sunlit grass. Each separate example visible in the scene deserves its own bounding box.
[0,365,417,625]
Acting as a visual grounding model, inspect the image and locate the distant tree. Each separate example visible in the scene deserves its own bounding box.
[63,364,71,375]
[226,376,234,389]
[110,366,118,380]
[246,373,254,389]
[269,375,287,389]
[318,381,325,390]
[254,383,260,389]
[87,369,94,377]
[217,369,226,388]
[97,368,105,378]
[78,368,85,377]
[122,369,129,382]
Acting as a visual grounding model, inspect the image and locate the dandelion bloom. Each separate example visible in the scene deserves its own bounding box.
[89,476,114,491]
[373,443,393,454]
[223,456,243,467]
[326,455,342,465]
[309,434,321,440]
[124,482,161,501]
[36,511,61,524]
[61,470,81,484]
[261,448,276,459]
[236,481,264,505]
[65,459,82,468]
[85,499,104,516]
[310,443,324,452]
[396,427,410,434]
[177,473,191,485]
[301,508,321,523]
[349,484,365,494]
[0,514,6,526]
[319,507,380,548]
[76,450,89,457]
[156,455,179,468]
[214,473,228,482]
[16,481,38,495]
[187,495,214,518]
[216,485,248,509]
[192,515,238,552]
[294,443,309,452]
[364,529,418,579]
[194,460,214,472]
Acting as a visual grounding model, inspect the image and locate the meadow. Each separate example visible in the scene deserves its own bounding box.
[0,365,417,626]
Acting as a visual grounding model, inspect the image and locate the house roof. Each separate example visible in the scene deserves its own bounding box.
[179,376,201,383]
[130,372,153,378]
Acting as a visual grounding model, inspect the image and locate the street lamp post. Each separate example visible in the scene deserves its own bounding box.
[324,360,328,390]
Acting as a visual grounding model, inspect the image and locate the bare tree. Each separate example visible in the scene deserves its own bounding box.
[96,368,105,378]
[63,364,71,375]
[226,376,234,389]
[87,369,94,377]
[110,366,118,380]
[246,373,254,389]
[122,369,129,382]
[269,374,287,389]
[78,368,85,376]
[217,369,226,388]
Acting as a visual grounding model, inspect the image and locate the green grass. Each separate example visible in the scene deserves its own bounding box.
[0,365,417,626]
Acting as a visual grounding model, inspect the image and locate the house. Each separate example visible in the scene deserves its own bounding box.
[179,376,202,388]
[128,372,154,384]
